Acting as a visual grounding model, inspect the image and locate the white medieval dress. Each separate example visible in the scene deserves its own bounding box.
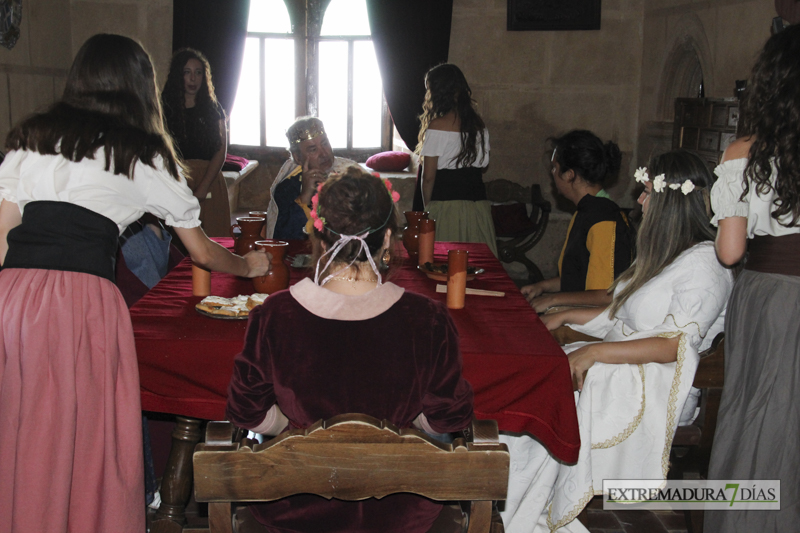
[500,242,733,533]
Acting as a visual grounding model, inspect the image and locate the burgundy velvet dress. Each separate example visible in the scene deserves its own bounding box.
[226,279,474,533]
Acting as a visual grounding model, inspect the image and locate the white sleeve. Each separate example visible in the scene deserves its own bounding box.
[644,250,732,351]
[420,130,448,158]
[480,129,490,166]
[567,307,615,339]
[137,158,202,228]
[710,159,749,226]
[0,150,24,203]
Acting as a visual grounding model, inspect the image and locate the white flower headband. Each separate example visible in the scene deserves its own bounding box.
[634,167,696,195]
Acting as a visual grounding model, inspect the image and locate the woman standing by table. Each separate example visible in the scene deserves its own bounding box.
[0,34,269,533]
[162,48,230,238]
[521,130,634,313]
[227,167,474,533]
[706,24,800,532]
[415,63,497,256]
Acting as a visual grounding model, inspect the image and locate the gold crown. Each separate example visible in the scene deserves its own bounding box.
[288,123,326,145]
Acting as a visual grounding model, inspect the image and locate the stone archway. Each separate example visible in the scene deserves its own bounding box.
[659,41,704,120]
[638,14,713,167]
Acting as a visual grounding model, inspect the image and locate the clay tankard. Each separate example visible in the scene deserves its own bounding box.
[231,217,266,256]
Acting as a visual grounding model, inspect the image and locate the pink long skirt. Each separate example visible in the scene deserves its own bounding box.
[0,268,145,533]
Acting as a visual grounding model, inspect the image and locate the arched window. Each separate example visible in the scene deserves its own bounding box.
[230,0,387,153]
[229,0,293,147]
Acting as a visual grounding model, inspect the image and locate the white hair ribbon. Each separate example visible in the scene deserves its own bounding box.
[313,231,382,287]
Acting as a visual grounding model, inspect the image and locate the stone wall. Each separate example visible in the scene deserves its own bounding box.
[636,0,775,167]
[0,0,172,144]
[448,0,646,279]
[448,0,776,280]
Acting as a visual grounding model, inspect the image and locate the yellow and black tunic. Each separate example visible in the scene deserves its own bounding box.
[558,193,634,292]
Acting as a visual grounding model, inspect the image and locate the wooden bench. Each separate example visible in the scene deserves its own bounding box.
[192,414,510,533]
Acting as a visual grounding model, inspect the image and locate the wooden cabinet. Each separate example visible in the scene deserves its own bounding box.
[673,98,739,169]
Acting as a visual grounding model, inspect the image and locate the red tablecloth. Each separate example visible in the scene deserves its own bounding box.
[132,239,580,463]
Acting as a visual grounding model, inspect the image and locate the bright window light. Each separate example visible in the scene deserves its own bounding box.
[232,0,385,148]
[230,38,260,146]
[352,41,382,148]
[321,0,370,36]
[318,41,348,148]
[264,39,296,146]
[247,0,292,33]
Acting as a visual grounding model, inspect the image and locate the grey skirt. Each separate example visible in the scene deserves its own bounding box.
[705,269,800,531]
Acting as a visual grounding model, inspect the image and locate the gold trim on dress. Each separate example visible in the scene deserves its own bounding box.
[659,331,687,477]
[547,486,595,532]
[592,365,646,449]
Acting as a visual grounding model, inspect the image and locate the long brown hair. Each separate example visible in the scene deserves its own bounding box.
[738,24,800,226]
[608,150,716,317]
[161,48,224,157]
[416,63,486,168]
[6,34,182,180]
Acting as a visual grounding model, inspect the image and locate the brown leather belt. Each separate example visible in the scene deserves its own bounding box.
[745,233,800,276]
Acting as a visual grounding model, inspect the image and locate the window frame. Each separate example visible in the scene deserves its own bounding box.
[229,0,392,160]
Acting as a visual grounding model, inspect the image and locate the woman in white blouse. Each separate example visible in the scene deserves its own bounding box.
[414,63,497,256]
[0,35,269,533]
[706,24,800,532]
[500,150,732,533]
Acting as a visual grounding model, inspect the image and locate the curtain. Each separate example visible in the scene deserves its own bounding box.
[366,0,454,153]
[172,0,250,114]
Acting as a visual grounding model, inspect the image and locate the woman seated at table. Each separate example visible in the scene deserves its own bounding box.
[499,150,732,533]
[521,130,634,313]
[226,166,474,533]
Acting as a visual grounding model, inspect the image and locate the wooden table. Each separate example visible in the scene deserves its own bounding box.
[132,239,579,532]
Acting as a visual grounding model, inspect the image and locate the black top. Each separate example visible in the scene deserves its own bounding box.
[560,194,635,292]
[167,102,224,160]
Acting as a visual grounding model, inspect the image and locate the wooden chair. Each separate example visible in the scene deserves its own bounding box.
[191,414,510,533]
[486,180,551,283]
[669,333,724,533]
[550,327,725,533]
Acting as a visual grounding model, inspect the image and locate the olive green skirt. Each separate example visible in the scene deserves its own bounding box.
[426,200,498,257]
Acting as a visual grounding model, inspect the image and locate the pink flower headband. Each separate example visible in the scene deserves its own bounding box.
[310,174,400,287]
[310,174,400,234]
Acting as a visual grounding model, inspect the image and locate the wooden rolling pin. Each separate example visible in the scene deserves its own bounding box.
[436,284,505,297]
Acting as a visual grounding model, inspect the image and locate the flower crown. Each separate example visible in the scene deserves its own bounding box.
[309,173,400,233]
[634,167,698,195]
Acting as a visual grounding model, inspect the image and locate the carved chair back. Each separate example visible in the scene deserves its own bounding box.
[193,414,509,533]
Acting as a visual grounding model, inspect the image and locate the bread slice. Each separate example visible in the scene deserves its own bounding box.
[246,293,268,310]
[197,294,256,317]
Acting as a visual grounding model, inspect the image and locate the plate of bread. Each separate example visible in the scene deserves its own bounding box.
[195,294,268,319]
